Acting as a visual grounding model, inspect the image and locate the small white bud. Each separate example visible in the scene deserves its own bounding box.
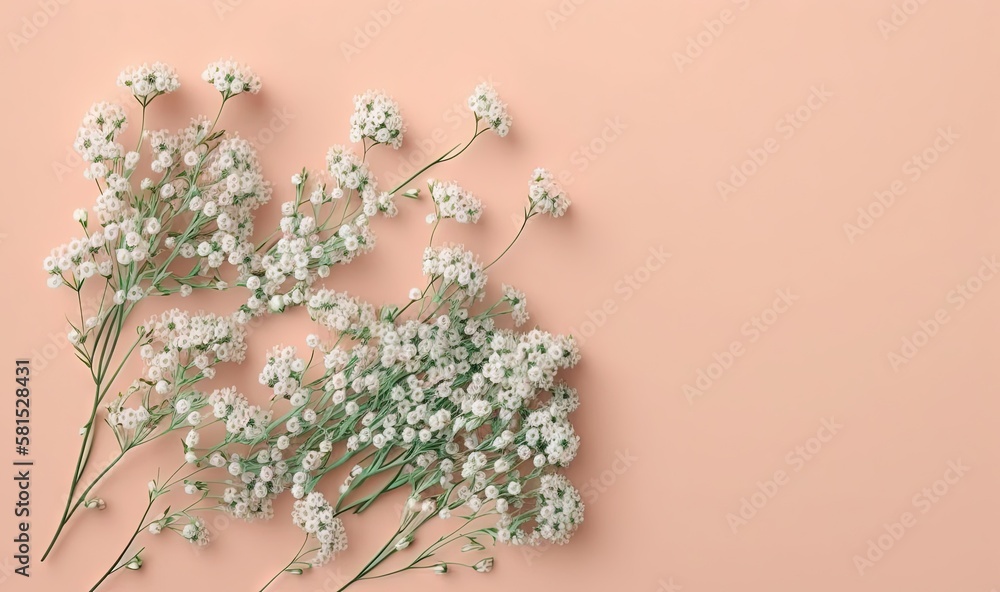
[84,498,106,510]
[474,558,494,573]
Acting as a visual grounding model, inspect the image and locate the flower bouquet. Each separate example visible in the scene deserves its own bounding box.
[42,60,584,592]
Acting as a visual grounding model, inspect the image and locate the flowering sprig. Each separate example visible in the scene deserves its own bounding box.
[528,167,570,218]
[117,62,180,106]
[200,167,579,591]
[237,153,388,318]
[236,83,508,319]
[87,466,212,592]
[201,59,262,99]
[72,73,583,592]
[350,90,405,150]
[42,60,268,561]
[468,82,512,137]
[106,308,248,453]
[62,309,245,517]
[427,179,483,225]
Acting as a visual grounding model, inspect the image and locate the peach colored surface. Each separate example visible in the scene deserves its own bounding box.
[1,0,998,591]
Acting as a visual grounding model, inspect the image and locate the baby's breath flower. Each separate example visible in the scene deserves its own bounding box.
[181,518,210,546]
[208,386,270,443]
[83,498,106,510]
[55,62,585,592]
[428,179,483,224]
[306,290,375,334]
[73,102,127,169]
[474,557,494,573]
[291,493,348,566]
[350,90,405,149]
[512,474,584,546]
[528,168,570,217]
[502,284,529,326]
[326,145,395,217]
[468,82,511,137]
[117,62,180,104]
[202,59,261,98]
[422,244,487,300]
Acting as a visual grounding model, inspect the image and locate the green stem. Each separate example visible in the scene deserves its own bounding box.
[259,537,309,592]
[87,497,152,592]
[40,379,103,561]
[387,121,484,196]
[485,212,533,270]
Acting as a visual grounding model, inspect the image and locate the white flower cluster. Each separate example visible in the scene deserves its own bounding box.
[106,382,207,450]
[117,62,180,104]
[291,493,348,566]
[480,329,579,398]
[211,439,288,521]
[51,58,273,521]
[428,179,483,224]
[219,476,278,521]
[468,82,512,137]
[306,289,376,334]
[258,345,307,400]
[50,61,272,305]
[105,323,220,449]
[422,245,487,300]
[139,310,248,388]
[199,136,271,210]
[522,474,584,546]
[248,211,374,316]
[502,284,529,326]
[241,136,407,319]
[42,227,112,289]
[73,102,127,166]
[207,387,271,443]
[108,403,150,432]
[52,69,583,590]
[201,59,261,98]
[327,145,396,217]
[181,136,272,279]
[144,116,210,175]
[350,90,404,149]
[181,517,211,546]
[146,128,181,173]
[528,168,570,217]
[525,397,580,468]
[202,234,582,581]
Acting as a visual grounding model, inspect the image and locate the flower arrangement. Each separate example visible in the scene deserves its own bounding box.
[43,60,584,592]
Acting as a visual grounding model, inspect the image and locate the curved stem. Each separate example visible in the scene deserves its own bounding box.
[88,496,152,592]
[41,378,104,561]
[41,447,129,561]
[208,98,227,135]
[259,537,309,592]
[485,212,533,270]
[134,103,147,153]
[387,121,484,196]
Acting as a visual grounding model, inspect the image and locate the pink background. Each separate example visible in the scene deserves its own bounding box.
[1,0,998,590]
